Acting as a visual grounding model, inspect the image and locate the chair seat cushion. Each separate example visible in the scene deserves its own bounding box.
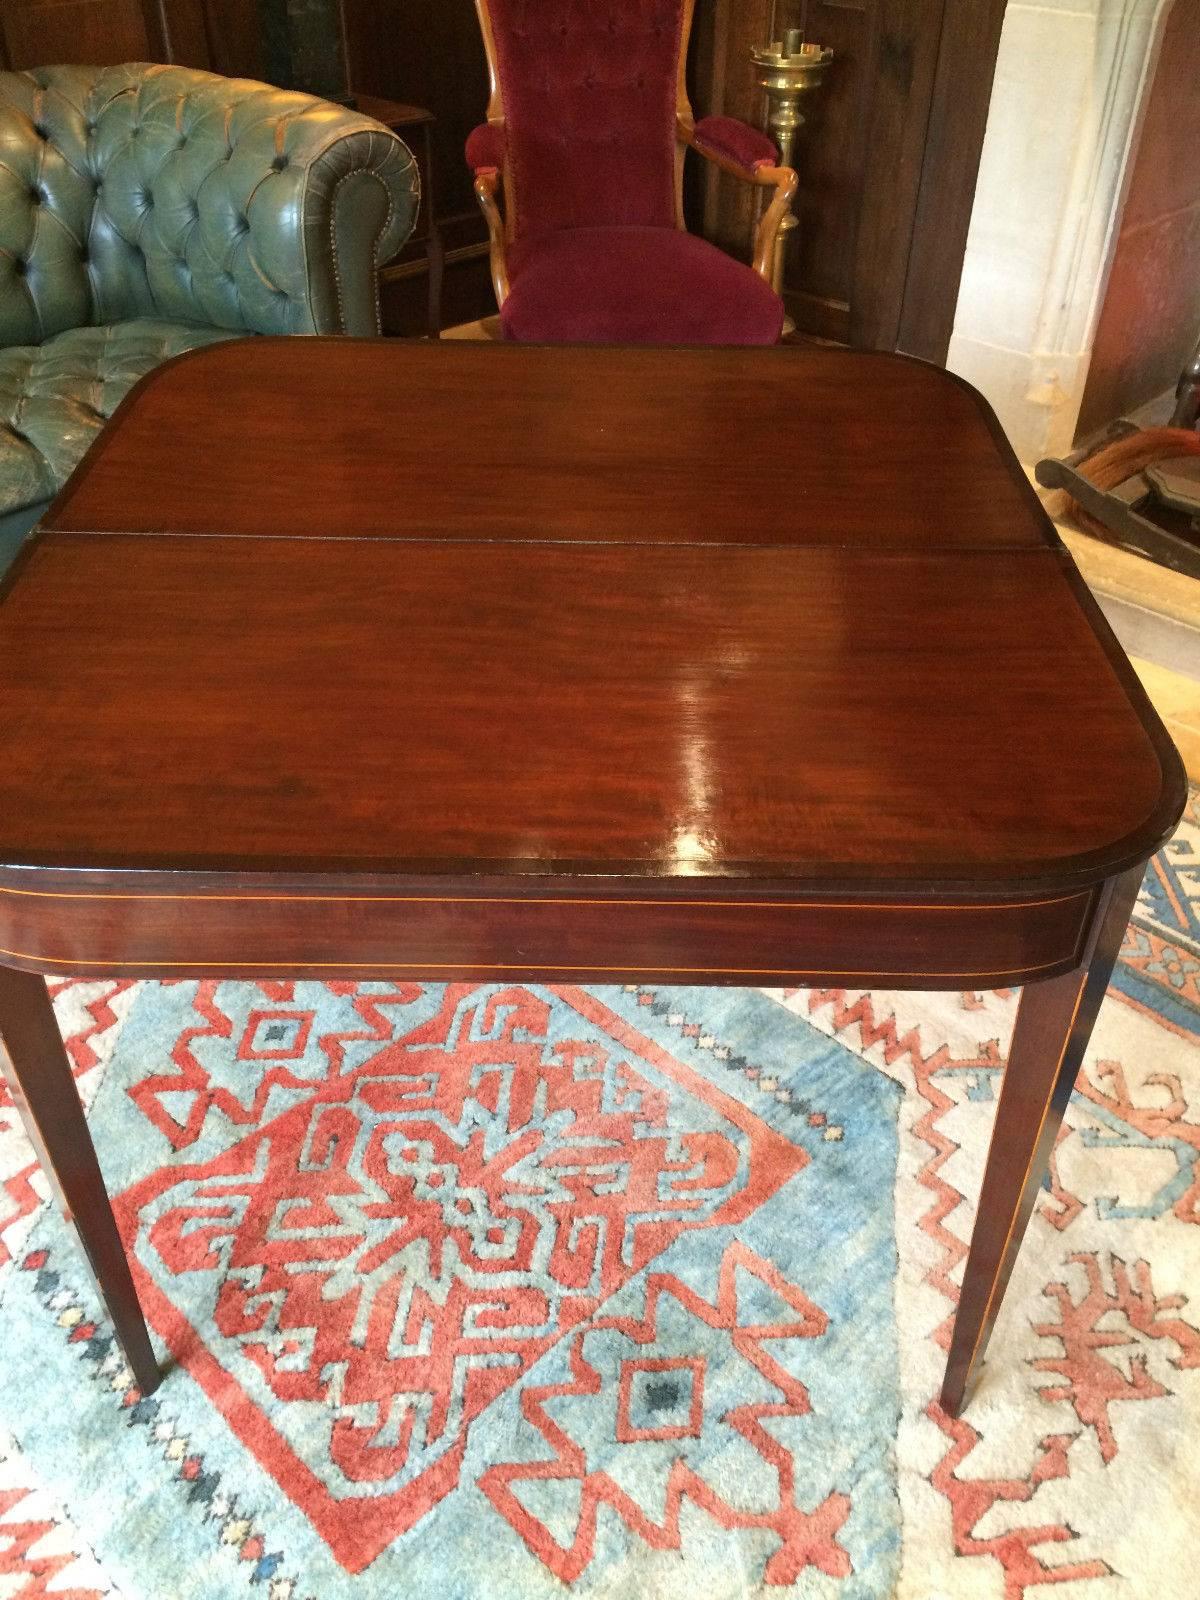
[0,319,238,515]
[501,227,785,346]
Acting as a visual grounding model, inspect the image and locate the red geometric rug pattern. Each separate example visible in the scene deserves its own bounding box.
[479,1237,853,1586]
[112,983,808,1573]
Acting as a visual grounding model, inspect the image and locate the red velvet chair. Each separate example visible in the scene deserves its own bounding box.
[466,0,797,345]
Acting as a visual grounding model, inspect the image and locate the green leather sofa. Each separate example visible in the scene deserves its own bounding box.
[0,62,419,573]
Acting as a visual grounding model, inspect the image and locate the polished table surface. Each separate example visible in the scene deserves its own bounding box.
[0,339,1185,1417]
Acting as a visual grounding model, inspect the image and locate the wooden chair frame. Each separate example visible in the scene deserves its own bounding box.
[471,0,797,309]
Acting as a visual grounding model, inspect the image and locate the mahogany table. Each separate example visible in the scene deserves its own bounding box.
[0,340,1184,1417]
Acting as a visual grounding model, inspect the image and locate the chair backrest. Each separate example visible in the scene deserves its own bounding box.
[478,0,692,240]
[0,63,413,347]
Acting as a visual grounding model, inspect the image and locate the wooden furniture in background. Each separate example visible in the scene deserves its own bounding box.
[255,0,351,104]
[0,0,1011,348]
[0,338,1183,1415]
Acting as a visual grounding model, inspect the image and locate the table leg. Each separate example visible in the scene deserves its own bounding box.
[940,865,1144,1415]
[0,965,160,1394]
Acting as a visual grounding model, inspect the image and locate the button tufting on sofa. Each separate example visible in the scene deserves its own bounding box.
[0,320,237,513]
[0,61,420,519]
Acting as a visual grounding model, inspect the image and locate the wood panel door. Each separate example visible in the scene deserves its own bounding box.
[693,0,1007,358]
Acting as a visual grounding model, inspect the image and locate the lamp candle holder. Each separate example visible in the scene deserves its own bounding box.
[751,29,833,323]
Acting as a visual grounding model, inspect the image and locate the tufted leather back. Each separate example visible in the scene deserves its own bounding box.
[484,0,684,239]
[0,63,416,344]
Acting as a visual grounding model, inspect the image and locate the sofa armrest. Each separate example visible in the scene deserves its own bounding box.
[75,65,420,338]
[294,117,420,334]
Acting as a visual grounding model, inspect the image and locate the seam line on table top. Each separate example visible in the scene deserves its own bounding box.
[0,886,1086,911]
[38,529,1052,554]
[0,946,1074,979]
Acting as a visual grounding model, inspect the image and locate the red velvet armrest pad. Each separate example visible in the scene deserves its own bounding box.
[691,115,778,171]
[466,122,507,173]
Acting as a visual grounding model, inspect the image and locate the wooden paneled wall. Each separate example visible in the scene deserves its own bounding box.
[692,0,874,344]
[0,0,165,66]
[0,0,259,75]
[695,0,1007,356]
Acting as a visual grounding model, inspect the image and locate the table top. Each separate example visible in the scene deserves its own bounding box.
[0,340,1183,894]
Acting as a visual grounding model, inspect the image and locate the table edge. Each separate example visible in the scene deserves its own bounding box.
[5,339,1184,894]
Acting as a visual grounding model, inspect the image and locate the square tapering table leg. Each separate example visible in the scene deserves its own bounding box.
[0,965,160,1394]
[940,865,1145,1415]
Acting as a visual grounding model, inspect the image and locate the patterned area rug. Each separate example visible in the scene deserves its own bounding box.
[2,805,1198,1597]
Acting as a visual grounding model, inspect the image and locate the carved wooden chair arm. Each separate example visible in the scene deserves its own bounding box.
[467,121,511,306]
[677,115,798,284]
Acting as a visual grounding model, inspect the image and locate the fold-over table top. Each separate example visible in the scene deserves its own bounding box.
[0,340,1183,890]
